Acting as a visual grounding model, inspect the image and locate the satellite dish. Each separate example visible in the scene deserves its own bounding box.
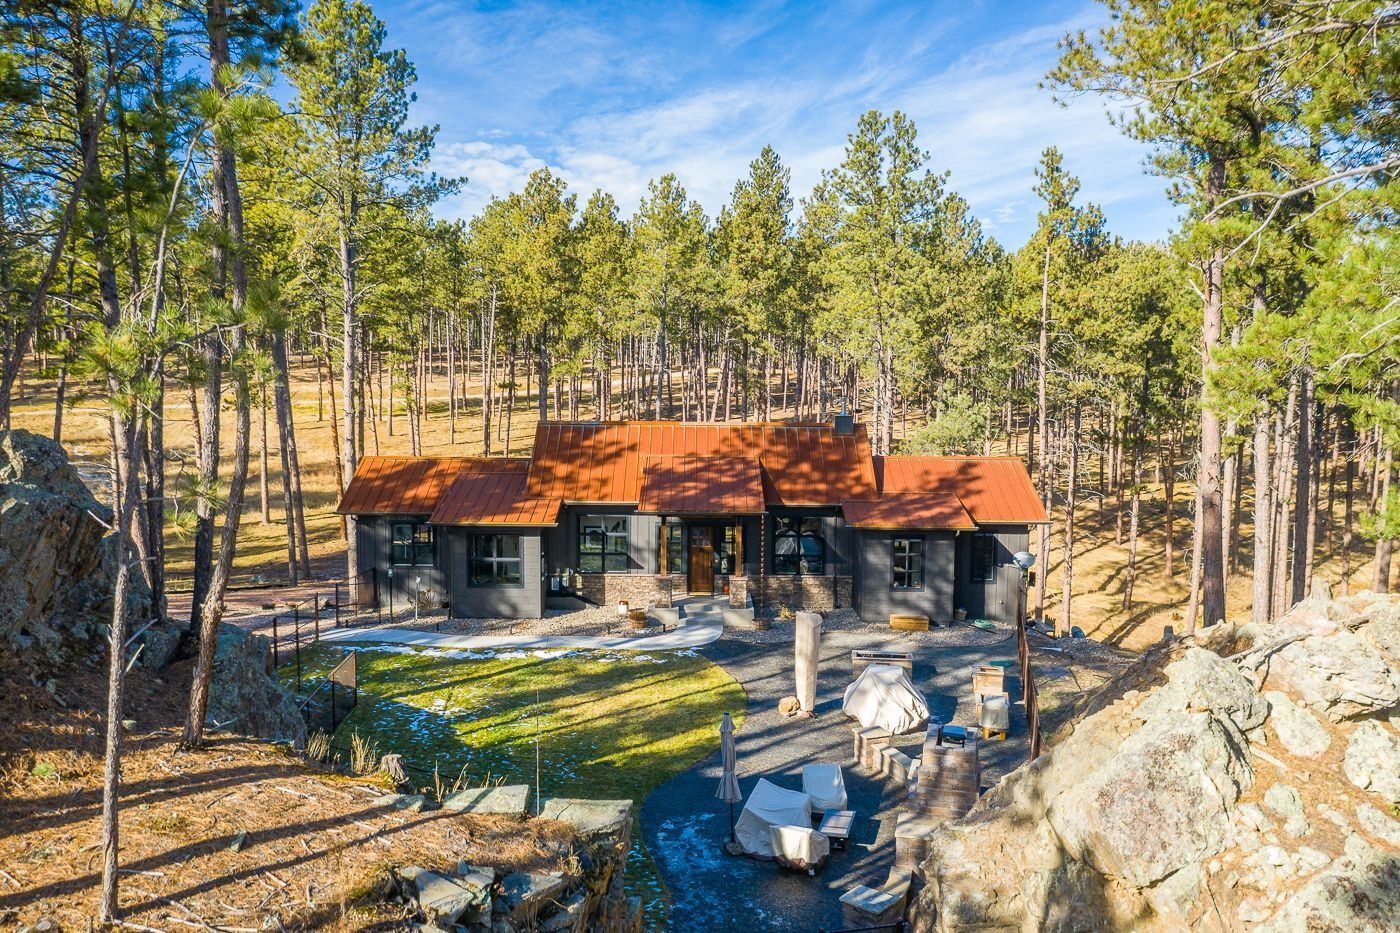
[1012,551,1036,570]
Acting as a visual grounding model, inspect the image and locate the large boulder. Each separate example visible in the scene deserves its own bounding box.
[205,626,306,746]
[910,593,1400,933]
[0,430,159,659]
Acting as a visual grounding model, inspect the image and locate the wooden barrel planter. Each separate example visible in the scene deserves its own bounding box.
[627,608,650,630]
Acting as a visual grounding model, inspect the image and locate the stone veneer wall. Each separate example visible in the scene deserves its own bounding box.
[757,575,854,610]
[580,574,673,609]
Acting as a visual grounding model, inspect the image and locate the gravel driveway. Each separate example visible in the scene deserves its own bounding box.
[641,620,1030,932]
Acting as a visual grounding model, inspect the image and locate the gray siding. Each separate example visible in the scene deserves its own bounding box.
[855,531,956,622]
[355,514,449,607]
[952,525,1030,624]
[545,506,658,575]
[445,527,545,619]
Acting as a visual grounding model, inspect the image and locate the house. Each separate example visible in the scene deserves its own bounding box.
[334,418,1048,624]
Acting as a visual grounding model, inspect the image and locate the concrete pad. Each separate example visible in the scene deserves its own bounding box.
[649,607,681,626]
[722,608,756,628]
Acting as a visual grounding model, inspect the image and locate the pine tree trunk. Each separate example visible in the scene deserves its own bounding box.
[340,208,359,580]
[1290,367,1313,605]
[1252,410,1274,623]
[1060,403,1080,634]
[258,384,270,525]
[1197,158,1228,627]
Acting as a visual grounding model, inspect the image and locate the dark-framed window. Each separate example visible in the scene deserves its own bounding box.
[774,516,824,575]
[665,524,686,574]
[717,525,737,575]
[892,537,924,590]
[971,534,997,583]
[391,522,435,566]
[580,517,628,573]
[470,534,522,587]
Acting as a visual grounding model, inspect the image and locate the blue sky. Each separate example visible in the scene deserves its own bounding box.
[372,0,1178,248]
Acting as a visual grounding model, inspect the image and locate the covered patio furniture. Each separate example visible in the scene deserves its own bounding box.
[842,663,930,735]
[802,763,848,811]
[769,823,830,874]
[733,779,813,858]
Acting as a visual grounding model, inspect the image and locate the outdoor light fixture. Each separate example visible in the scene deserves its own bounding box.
[387,568,395,624]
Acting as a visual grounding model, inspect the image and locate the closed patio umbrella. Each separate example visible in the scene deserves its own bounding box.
[716,712,742,844]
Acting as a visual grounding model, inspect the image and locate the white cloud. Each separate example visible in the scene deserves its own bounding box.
[419,3,1179,245]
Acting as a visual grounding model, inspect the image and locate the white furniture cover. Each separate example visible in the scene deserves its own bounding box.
[979,693,1011,731]
[802,763,848,811]
[842,663,931,735]
[734,778,813,858]
[769,823,830,869]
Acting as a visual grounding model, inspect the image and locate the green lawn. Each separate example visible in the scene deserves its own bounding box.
[285,643,746,924]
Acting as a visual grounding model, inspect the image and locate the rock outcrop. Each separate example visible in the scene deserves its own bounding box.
[205,626,307,746]
[909,593,1400,932]
[0,429,163,661]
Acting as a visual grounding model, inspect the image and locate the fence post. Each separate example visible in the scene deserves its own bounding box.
[334,582,342,628]
[313,600,320,642]
[295,614,303,695]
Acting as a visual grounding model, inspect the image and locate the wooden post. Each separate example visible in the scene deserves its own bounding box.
[660,519,669,575]
[735,521,745,575]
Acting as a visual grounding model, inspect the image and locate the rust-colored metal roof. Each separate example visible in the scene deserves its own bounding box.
[637,456,766,514]
[429,462,561,526]
[525,421,877,506]
[875,456,1048,524]
[336,456,524,515]
[841,493,977,531]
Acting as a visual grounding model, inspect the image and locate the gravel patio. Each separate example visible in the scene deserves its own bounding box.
[641,617,1033,932]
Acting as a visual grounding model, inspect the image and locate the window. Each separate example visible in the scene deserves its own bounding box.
[665,524,686,574]
[717,525,737,575]
[971,535,997,583]
[391,522,435,566]
[892,537,924,590]
[774,516,824,575]
[470,534,522,587]
[580,517,628,573]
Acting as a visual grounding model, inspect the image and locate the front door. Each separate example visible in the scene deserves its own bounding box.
[688,526,714,594]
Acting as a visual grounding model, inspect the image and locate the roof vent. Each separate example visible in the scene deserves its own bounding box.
[833,413,854,435]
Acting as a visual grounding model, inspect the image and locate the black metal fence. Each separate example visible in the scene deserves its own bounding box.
[297,650,359,735]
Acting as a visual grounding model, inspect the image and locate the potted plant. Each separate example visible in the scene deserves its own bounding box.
[628,608,649,629]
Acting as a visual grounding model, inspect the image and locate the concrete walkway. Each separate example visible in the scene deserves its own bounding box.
[320,619,723,652]
[321,597,728,652]
[641,623,1029,932]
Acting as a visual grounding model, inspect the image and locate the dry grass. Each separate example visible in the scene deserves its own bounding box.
[7,360,1376,650]
[0,654,577,930]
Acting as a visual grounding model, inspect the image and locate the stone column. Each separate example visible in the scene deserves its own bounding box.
[795,611,823,713]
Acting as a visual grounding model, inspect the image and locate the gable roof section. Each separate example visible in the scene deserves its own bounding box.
[525,421,877,506]
[841,493,977,531]
[336,456,525,516]
[637,455,766,514]
[875,456,1048,524]
[429,461,561,526]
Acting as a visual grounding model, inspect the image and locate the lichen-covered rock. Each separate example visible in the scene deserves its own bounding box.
[1343,721,1400,805]
[911,593,1400,933]
[1049,710,1252,886]
[205,626,306,746]
[1258,841,1400,931]
[0,430,167,664]
[1263,784,1309,838]
[1264,690,1331,757]
[1268,629,1400,721]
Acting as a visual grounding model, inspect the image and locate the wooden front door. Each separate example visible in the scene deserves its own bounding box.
[688,526,714,594]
